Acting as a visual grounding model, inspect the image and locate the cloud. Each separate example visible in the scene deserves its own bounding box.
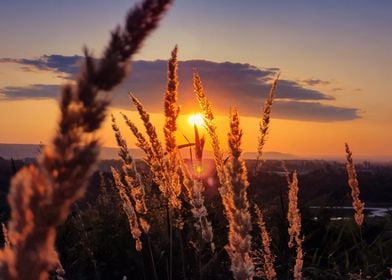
[332,87,343,92]
[0,84,60,99]
[301,78,331,86]
[273,101,360,122]
[0,54,360,122]
[0,55,80,76]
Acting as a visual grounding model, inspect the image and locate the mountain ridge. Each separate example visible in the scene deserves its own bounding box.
[0,143,296,160]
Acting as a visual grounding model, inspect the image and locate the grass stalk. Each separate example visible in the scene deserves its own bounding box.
[255,73,279,172]
[0,1,172,278]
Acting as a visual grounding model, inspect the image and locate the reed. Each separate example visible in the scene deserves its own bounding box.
[179,131,214,250]
[111,114,148,216]
[226,108,254,280]
[121,46,182,280]
[122,112,155,166]
[193,72,228,191]
[0,0,172,279]
[111,167,143,251]
[195,72,254,280]
[163,45,182,210]
[345,143,365,226]
[287,171,304,280]
[254,205,276,280]
[255,74,279,171]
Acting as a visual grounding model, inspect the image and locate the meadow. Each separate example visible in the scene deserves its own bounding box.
[0,0,391,279]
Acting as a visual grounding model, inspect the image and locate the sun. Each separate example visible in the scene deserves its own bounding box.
[188,113,204,127]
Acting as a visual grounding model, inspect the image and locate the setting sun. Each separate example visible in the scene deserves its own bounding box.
[188,113,204,127]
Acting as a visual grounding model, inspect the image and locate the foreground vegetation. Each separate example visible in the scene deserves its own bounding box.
[1,158,392,279]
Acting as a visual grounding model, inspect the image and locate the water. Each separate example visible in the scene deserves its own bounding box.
[309,206,391,220]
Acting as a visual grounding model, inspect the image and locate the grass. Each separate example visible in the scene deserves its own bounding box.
[105,47,383,280]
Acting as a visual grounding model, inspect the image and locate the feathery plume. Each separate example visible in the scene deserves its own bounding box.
[195,74,253,280]
[254,205,276,280]
[111,167,143,251]
[164,45,180,154]
[111,114,148,215]
[121,112,155,165]
[193,72,227,188]
[255,74,279,171]
[131,94,165,162]
[163,46,182,210]
[0,0,172,279]
[345,143,365,226]
[287,171,303,280]
[129,94,181,209]
[179,155,214,250]
[225,108,254,280]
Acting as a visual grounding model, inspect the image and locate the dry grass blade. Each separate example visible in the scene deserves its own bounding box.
[195,74,253,280]
[129,93,181,209]
[121,112,155,165]
[111,167,143,251]
[163,46,182,210]
[287,171,304,280]
[254,205,276,280]
[345,143,365,226]
[178,143,214,250]
[255,73,279,171]
[0,0,172,279]
[123,46,183,211]
[225,108,254,280]
[130,94,165,162]
[164,45,180,154]
[111,114,148,215]
[193,71,228,189]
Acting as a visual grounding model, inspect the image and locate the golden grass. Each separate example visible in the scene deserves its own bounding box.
[255,73,280,171]
[287,171,304,280]
[254,205,276,280]
[111,167,144,251]
[111,114,148,215]
[195,73,254,279]
[122,47,182,212]
[345,143,365,226]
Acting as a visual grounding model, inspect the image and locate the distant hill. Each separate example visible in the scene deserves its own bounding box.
[0,143,297,160]
[0,143,142,160]
[243,151,297,160]
[1,143,390,162]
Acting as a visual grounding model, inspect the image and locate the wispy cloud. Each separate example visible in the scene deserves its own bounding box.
[0,55,80,76]
[0,84,60,100]
[273,101,359,122]
[0,55,360,122]
[301,78,331,86]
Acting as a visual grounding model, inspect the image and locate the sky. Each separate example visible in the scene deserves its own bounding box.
[0,0,391,159]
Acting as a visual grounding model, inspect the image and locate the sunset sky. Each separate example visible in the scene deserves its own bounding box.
[0,0,391,159]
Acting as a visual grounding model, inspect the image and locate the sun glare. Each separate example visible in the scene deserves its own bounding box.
[188,113,204,127]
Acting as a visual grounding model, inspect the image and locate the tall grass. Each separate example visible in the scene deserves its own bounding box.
[255,74,280,172]
[194,73,254,279]
[287,171,304,280]
[345,143,365,226]
[254,205,277,280]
